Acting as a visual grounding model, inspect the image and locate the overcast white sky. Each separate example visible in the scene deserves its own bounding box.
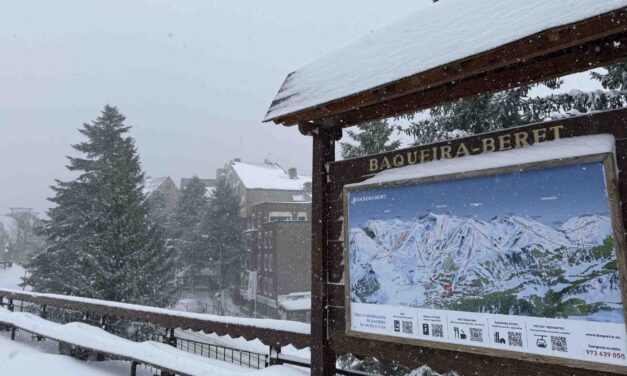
[0,0,605,218]
[0,0,434,216]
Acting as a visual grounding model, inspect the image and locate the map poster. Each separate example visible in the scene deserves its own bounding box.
[345,156,627,366]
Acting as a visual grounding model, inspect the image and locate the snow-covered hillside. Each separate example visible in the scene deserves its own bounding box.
[350,213,621,321]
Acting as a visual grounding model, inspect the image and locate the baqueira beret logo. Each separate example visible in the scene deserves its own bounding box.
[351,194,386,204]
[367,125,564,172]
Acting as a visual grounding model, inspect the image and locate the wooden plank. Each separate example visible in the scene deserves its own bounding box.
[329,329,619,376]
[327,283,345,308]
[327,242,344,284]
[618,140,627,170]
[0,289,310,349]
[329,108,627,180]
[270,11,627,126]
[327,220,343,243]
[327,200,344,222]
[328,307,346,332]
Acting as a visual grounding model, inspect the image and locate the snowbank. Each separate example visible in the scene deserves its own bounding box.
[349,134,615,187]
[0,307,307,376]
[265,0,627,121]
[0,332,151,376]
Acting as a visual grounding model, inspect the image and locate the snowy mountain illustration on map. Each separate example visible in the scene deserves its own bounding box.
[349,212,623,323]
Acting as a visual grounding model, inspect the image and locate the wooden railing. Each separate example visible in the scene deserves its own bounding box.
[0,288,310,349]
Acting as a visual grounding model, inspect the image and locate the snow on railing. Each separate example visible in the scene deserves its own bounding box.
[0,306,306,376]
[0,288,310,349]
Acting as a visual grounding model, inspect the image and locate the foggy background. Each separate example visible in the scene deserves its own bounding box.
[0,0,430,217]
[0,0,605,219]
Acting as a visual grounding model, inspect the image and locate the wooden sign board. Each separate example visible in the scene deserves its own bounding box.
[326,110,627,375]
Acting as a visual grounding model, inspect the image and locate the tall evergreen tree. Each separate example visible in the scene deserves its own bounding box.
[26,105,176,307]
[340,119,401,159]
[204,176,244,295]
[170,176,210,290]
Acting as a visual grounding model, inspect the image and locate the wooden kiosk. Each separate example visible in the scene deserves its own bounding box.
[265,2,627,375]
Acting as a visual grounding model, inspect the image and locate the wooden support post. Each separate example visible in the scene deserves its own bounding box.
[310,126,340,375]
[130,361,138,376]
[100,315,107,331]
[268,345,282,366]
[8,298,15,340]
[161,328,177,376]
[37,304,48,341]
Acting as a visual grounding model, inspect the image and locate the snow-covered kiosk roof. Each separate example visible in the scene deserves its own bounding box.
[264,0,627,128]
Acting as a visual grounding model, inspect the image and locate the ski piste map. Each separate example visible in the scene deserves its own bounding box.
[347,161,627,366]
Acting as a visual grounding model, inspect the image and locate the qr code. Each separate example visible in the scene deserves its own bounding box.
[402,321,413,334]
[551,336,568,352]
[508,332,523,347]
[432,324,443,338]
[470,328,483,342]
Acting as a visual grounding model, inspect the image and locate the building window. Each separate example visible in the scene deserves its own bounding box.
[268,254,273,272]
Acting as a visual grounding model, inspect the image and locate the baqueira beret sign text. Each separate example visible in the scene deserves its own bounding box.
[368,125,565,172]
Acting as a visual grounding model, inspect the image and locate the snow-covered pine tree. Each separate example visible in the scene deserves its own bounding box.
[26,105,176,307]
[340,119,401,159]
[170,176,210,291]
[405,64,627,145]
[204,176,244,294]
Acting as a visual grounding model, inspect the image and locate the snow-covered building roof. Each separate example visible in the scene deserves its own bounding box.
[143,177,169,196]
[265,0,627,123]
[278,292,311,312]
[143,176,180,211]
[229,161,311,191]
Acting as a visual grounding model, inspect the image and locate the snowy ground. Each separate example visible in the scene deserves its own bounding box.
[0,330,152,376]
